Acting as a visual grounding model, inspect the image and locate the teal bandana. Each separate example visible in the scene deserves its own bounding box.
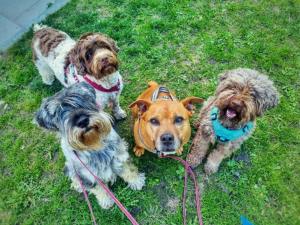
[211,107,252,143]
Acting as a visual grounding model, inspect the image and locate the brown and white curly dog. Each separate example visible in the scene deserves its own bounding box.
[187,68,279,175]
[31,24,126,120]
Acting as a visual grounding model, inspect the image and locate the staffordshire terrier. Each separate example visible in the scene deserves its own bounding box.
[129,81,203,156]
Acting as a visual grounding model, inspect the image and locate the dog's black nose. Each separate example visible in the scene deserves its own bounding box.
[161,133,174,146]
[76,116,90,128]
[101,56,109,64]
[230,99,242,107]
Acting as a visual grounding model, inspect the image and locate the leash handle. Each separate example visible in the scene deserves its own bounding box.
[73,165,97,225]
[73,151,139,225]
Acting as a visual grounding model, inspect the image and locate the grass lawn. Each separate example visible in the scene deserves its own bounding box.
[0,0,299,224]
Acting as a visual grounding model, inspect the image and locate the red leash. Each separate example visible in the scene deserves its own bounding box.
[72,151,139,225]
[159,130,203,225]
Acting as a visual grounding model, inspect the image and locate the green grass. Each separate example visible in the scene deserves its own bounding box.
[1,0,300,224]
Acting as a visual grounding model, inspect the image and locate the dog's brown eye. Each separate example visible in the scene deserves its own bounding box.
[175,116,184,123]
[149,118,159,126]
[86,52,92,60]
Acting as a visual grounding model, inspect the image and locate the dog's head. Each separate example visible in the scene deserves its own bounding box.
[129,97,203,154]
[66,33,120,79]
[215,68,279,127]
[34,82,112,151]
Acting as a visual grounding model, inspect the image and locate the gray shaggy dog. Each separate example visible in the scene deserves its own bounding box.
[187,68,279,175]
[34,82,145,209]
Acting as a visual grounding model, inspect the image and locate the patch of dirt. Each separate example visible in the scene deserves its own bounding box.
[235,152,251,168]
[208,57,216,65]
[52,151,60,160]
[165,197,180,214]
[153,181,170,208]
[130,206,143,217]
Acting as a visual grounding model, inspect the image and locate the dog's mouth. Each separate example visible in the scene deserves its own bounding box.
[226,108,237,119]
[99,64,118,75]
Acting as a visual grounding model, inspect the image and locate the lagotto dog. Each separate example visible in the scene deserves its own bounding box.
[187,68,279,175]
[34,82,145,209]
[31,24,126,120]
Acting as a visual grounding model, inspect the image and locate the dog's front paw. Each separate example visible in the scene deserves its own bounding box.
[133,146,145,157]
[113,109,127,120]
[128,173,146,190]
[42,76,55,85]
[98,195,114,209]
[176,147,183,155]
[186,154,202,168]
[204,161,219,175]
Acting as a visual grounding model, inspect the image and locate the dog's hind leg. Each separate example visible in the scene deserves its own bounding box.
[110,95,127,120]
[35,59,55,85]
[69,170,114,209]
[119,162,145,191]
[89,184,115,209]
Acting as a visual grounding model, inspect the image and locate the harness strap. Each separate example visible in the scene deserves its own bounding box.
[151,86,177,102]
[211,107,252,143]
[65,64,120,93]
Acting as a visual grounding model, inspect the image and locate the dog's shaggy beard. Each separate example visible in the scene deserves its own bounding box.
[88,50,119,79]
[65,112,112,151]
[216,88,256,129]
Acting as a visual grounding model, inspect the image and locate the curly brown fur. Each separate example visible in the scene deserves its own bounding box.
[32,25,127,120]
[31,28,67,61]
[64,33,119,78]
[187,68,279,175]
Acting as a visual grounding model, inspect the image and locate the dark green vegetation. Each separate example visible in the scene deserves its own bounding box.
[0,0,299,224]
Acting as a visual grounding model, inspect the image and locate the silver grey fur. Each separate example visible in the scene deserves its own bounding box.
[34,82,145,209]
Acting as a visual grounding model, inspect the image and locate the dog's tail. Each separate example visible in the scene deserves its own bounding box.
[33,24,48,33]
[147,81,158,88]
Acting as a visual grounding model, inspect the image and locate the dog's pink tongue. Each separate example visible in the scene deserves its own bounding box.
[226,108,236,118]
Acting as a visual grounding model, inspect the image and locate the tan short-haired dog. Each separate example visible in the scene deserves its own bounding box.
[129,81,203,157]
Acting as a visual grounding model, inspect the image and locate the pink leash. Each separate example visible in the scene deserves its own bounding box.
[73,165,97,225]
[159,130,203,225]
[72,131,204,225]
[72,151,139,225]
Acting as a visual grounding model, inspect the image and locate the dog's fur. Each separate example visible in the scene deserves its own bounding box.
[34,82,145,209]
[187,68,279,175]
[129,81,203,156]
[31,24,126,120]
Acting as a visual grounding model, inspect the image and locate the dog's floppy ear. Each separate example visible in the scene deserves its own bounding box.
[97,33,120,54]
[33,97,59,131]
[129,100,152,117]
[181,97,203,117]
[254,83,280,117]
[218,71,229,83]
[65,44,87,76]
[78,32,94,41]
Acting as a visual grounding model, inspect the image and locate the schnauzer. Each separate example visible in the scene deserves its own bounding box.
[34,82,145,209]
[187,68,279,175]
[31,24,126,120]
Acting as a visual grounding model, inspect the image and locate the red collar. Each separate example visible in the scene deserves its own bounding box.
[83,76,120,93]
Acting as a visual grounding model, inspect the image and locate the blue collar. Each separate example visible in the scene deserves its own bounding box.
[211,107,252,143]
